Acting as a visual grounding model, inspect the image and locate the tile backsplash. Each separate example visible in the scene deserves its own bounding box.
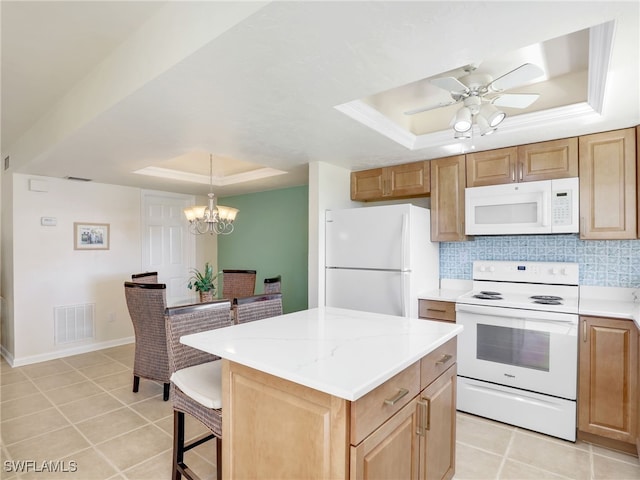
[439,234,640,287]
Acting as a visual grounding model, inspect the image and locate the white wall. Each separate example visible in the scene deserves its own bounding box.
[1,165,13,355]
[7,174,142,365]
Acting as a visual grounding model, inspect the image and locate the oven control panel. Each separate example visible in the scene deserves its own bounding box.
[472,261,579,285]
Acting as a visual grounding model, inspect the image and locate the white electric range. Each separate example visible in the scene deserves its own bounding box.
[455,260,579,441]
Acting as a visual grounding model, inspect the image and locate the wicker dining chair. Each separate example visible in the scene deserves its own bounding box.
[165,300,233,480]
[221,269,256,300]
[263,275,281,294]
[131,271,158,283]
[234,293,283,324]
[124,281,170,401]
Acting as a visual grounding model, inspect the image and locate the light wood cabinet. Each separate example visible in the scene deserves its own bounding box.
[351,396,420,480]
[350,362,421,445]
[420,365,456,480]
[418,300,456,323]
[579,128,637,239]
[352,364,457,480]
[637,327,640,457]
[430,155,466,242]
[465,147,518,186]
[578,316,638,452]
[224,338,457,480]
[637,125,640,239]
[351,161,430,201]
[466,138,578,187]
[223,361,349,479]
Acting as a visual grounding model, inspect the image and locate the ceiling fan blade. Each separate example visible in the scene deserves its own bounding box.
[403,100,458,116]
[488,63,544,92]
[491,93,540,109]
[430,76,469,94]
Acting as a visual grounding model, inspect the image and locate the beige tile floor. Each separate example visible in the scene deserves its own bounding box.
[1,345,639,479]
[1,345,217,480]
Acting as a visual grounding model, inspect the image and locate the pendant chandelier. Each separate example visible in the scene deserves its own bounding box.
[183,154,238,235]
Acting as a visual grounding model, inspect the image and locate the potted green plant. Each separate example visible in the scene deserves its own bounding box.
[187,262,218,302]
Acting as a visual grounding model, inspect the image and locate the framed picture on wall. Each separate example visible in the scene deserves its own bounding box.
[74,222,110,250]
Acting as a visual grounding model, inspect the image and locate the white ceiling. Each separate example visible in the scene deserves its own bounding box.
[2,1,638,197]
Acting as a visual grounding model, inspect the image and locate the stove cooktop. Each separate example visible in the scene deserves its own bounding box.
[456,261,580,314]
[458,288,578,314]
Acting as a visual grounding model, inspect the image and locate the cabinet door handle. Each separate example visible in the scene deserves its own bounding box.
[427,308,447,313]
[583,319,587,342]
[416,399,428,436]
[435,353,453,366]
[511,165,515,182]
[519,163,523,181]
[384,388,409,406]
[424,397,432,431]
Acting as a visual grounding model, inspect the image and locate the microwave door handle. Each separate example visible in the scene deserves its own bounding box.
[542,194,549,227]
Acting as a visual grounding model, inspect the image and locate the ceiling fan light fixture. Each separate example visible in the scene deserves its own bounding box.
[453,107,472,132]
[454,129,472,140]
[479,103,506,128]
[476,114,496,136]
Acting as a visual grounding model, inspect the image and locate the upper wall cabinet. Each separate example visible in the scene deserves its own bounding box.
[466,138,578,187]
[351,161,430,201]
[430,155,466,242]
[579,128,637,240]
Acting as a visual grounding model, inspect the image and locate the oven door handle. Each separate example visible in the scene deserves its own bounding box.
[455,303,578,323]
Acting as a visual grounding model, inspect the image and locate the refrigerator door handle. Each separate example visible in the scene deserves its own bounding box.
[400,213,410,317]
[401,213,409,271]
[401,271,409,317]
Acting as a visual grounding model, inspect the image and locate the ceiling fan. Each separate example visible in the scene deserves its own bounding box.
[404,63,545,137]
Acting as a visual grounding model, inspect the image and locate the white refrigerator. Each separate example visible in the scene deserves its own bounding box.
[325,203,439,318]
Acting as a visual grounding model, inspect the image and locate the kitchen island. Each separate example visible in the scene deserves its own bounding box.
[181,306,463,480]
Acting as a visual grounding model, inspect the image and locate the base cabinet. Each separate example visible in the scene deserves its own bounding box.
[637,329,640,456]
[223,361,349,479]
[351,396,420,480]
[224,340,457,480]
[351,365,457,480]
[578,316,638,451]
[418,300,456,323]
[420,365,456,480]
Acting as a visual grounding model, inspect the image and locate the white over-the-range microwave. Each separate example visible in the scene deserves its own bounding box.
[465,177,579,235]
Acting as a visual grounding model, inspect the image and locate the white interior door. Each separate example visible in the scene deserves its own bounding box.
[141,191,195,306]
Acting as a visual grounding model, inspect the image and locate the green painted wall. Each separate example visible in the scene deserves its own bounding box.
[218,185,308,313]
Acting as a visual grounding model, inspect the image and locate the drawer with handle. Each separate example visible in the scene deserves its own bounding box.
[350,360,420,445]
[418,299,456,322]
[420,337,457,390]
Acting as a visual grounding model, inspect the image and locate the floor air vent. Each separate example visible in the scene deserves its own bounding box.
[54,304,95,344]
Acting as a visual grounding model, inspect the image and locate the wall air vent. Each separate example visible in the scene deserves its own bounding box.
[64,176,92,182]
[4,156,9,171]
[54,304,95,344]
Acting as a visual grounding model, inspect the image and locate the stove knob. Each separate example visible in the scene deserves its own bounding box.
[551,268,559,275]
[561,268,567,275]
[488,266,495,272]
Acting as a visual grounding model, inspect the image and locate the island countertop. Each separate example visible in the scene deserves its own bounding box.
[180,306,463,401]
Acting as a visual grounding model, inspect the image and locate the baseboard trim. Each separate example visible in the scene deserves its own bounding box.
[577,430,638,457]
[1,337,135,367]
